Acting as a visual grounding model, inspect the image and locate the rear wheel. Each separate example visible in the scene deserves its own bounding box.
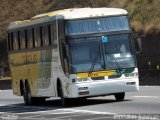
[23,83,34,105]
[114,92,125,101]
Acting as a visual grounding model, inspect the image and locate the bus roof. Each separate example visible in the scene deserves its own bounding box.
[8,8,128,31]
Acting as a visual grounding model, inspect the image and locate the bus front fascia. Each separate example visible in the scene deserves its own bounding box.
[58,17,136,78]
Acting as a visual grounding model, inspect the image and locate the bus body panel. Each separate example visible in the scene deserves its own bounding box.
[9,49,57,97]
[70,77,139,98]
[61,68,139,98]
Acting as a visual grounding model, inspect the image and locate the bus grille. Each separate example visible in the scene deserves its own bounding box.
[108,75,122,79]
[91,76,105,80]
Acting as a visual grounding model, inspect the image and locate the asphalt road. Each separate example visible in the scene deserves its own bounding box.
[0,86,160,120]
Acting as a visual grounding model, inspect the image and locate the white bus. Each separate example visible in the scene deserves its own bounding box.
[8,8,140,106]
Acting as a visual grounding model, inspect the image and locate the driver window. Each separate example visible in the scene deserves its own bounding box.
[120,44,127,53]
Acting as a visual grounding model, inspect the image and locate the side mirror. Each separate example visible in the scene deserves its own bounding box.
[133,34,143,53]
[136,37,142,53]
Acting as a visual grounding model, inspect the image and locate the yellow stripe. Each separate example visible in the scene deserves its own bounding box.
[76,70,116,78]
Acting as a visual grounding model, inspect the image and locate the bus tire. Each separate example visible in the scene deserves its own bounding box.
[23,82,34,105]
[59,83,68,107]
[33,97,46,104]
[20,80,24,96]
[114,92,125,101]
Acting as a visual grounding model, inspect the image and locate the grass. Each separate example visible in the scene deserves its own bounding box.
[107,0,160,33]
[0,0,160,42]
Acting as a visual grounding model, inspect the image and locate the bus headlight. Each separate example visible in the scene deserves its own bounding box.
[82,78,88,81]
[124,72,138,77]
[77,78,83,82]
[72,78,89,83]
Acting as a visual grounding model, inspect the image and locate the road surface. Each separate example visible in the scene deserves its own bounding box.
[0,86,160,120]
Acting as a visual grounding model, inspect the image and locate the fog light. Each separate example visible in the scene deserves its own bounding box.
[77,78,83,82]
[79,91,89,95]
[126,82,136,85]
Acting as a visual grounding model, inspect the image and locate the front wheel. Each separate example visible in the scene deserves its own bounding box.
[59,84,68,106]
[114,92,125,101]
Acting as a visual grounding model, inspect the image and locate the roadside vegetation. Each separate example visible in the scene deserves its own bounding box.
[0,0,160,76]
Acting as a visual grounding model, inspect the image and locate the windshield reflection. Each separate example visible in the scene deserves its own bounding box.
[68,34,135,73]
[65,16,130,35]
[103,34,135,69]
[69,38,104,73]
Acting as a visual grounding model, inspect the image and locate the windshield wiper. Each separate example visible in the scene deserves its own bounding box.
[88,50,101,77]
[104,47,122,73]
[111,56,122,73]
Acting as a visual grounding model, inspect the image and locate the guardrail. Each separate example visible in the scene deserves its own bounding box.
[0,78,11,90]
[139,69,160,85]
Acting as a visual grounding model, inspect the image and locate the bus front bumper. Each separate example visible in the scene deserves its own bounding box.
[68,78,139,98]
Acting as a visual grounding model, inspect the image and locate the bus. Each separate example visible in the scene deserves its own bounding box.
[8,8,141,106]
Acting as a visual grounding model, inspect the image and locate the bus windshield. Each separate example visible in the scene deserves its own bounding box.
[68,34,136,73]
[68,38,105,73]
[103,34,135,69]
[65,16,130,36]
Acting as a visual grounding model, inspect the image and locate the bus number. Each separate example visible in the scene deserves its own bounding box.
[88,73,99,77]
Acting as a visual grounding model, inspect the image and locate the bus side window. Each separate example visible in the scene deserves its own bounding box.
[17,31,20,50]
[48,25,51,45]
[34,27,41,48]
[42,26,49,46]
[40,27,43,47]
[25,30,28,49]
[34,28,38,47]
[32,28,35,48]
[10,32,14,50]
[13,32,18,50]
[27,29,33,48]
[20,30,26,49]
[50,22,57,48]
[63,43,69,73]
[50,24,54,45]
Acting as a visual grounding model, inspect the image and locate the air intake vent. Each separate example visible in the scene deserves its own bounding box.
[91,76,104,80]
